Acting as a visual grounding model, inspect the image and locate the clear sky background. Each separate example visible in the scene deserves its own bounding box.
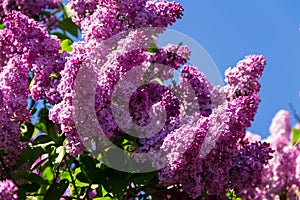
[170,1,300,138]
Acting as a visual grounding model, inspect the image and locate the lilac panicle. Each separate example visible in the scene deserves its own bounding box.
[225,54,266,100]
[0,0,60,22]
[1,11,66,104]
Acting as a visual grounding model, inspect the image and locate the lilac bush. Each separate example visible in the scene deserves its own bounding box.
[0,0,297,200]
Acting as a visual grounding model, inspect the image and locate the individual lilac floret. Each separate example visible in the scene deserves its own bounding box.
[0,179,18,200]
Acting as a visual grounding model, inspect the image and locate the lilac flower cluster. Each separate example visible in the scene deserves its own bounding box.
[0,11,65,173]
[0,11,66,104]
[246,110,300,199]
[0,0,60,22]
[153,55,273,199]
[0,56,29,174]
[224,54,266,100]
[69,0,183,41]
[48,1,273,198]
[49,0,186,156]
[49,42,86,156]
[49,38,190,156]
[0,179,18,200]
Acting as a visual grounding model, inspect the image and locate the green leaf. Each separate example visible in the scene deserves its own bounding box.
[20,123,35,142]
[76,172,90,183]
[15,145,45,169]
[152,78,163,85]
[14,171,49,185]
[58,18,78,37]
[23,183,40,192]
[17,187,26,200]
[291,128,300,145]
[44,179,69,200]
[94,197,115,200]
[101,169,130,196]
[16,135,54,168]
[78,156,97,183]
[34,122,48,133]
[0,149,7,155]
[64,4,73,18]
[147,40,159,53]
[59,171,72,182]
[32,135,55,152]
[51,32,72,41]
[132,171,157,186]
[43,166,54,182]
[0,23,4,30]
[59,39,73,53]
[54,146,66,165]
[48,123,57,139]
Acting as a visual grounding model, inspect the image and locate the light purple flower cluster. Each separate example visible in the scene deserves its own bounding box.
[0,179,18,200]
[246,110,300,200]
[0,11,66,104]
[153,55,273,199]
[49,42,86,156]
[0,56,29,174]
[69,0,183,41]
[49,37,190,156]
[49,0,186,156]
[0,11,65,172]
[0,0,60,22]
[224,54,266,100]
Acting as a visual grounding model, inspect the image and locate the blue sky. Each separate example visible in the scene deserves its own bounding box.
[170,1,300,138]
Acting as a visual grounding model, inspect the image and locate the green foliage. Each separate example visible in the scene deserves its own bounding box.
[0,23,4,30]
[60,39,73,53]
[291,128,300,145]
[58,18,78,38]
[226,189,242,200]
[147,40,159,53]
[44,179,69,200]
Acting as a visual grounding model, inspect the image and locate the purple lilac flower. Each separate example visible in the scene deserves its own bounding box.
[0,57,29,174]
[247,110,300,200]
[224,54,266,100]
[70,0,183,41]
[0,11,66,104]
[0,179,18,200]
[156,55,270,199]
[0,0,60,22]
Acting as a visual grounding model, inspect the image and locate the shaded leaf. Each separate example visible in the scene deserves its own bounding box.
[58,18,78,37]
[44,179,69,200]
[14,171,49,185]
